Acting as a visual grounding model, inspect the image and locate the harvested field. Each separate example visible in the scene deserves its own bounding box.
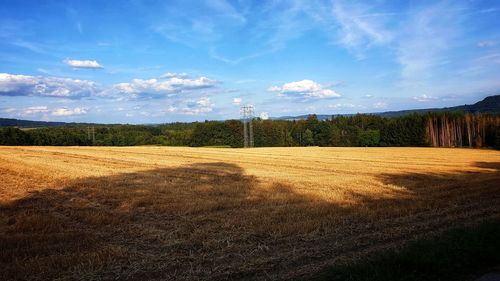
[1,146,499,280]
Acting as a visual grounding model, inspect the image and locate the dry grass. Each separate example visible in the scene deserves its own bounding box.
[0,146,499,280]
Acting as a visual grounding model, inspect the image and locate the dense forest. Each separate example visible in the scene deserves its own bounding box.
[1,113,499,149]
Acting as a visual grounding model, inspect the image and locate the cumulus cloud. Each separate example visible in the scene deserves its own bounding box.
[110,74,219,99]
[260,112,269,120]
[268,80,341,99]
[413,94,438,102]
[0,73,97,98]
[64,59,103,69]
[181,97,214,115]
[51,107,88,116]
[232,97,242,105]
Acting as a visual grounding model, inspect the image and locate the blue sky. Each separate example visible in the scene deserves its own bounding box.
[1,0,499,123]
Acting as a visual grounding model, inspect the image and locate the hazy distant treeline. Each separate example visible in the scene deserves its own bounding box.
[1,113,499,148]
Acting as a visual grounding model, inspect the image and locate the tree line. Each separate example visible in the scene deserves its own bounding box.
[1,113,499,149]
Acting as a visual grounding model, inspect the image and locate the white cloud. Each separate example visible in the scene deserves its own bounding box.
[0,73,98,98]
[373,101,386,109]
[268,80,341,99]
[413,94,438,102]
[181,97,214,115]
[160,72,188,78]
[23,106,49,115]
[232,97,242,105]
[64,59,103,69]
[51,107,88,116]
[109,75,219,99]
[260,112,269,120]
[166,105,177,113]
[267,86,281,92]
[328,103,359,109]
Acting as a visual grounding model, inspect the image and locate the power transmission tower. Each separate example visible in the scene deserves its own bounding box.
[243,119,248,147]
[240,105,254,148]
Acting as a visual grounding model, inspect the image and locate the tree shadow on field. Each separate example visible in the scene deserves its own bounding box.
[474,161,500,170]
[1,161,500,281]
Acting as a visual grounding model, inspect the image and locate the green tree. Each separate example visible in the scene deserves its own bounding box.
[303,129,314,146]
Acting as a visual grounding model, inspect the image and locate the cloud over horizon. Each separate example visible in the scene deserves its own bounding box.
[0,0,499,123]
[268,80,341,99]
[0,73,98,98]
[109,73,220,100]
[51,107,88,116]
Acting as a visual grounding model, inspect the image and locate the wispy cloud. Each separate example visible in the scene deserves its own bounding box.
[22,106,50,115]
[209,47,270,65]
[328,103,361,109]
[52,107,88,116]
[373,101,387,109]
[397,2,464,87]
[10,40,52,55]
[413,94,438,102]
[331,1,392,57]
[0,107,17,113]
[64,59,103,69]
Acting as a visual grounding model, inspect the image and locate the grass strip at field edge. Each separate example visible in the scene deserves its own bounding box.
[308,219,500,281]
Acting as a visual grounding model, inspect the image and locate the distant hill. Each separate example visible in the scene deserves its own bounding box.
[0,118,69,128]
[0,118,105,128]
[274,94,500,120]
[1,95,499,126]
[377,95,500,117]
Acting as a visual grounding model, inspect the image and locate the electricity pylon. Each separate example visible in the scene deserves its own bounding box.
[240,105,254,148]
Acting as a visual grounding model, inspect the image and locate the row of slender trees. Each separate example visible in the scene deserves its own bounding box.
[426,113,500,148]
[1,112,499,148]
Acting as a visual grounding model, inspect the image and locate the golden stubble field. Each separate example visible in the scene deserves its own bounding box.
[1,146,499,280]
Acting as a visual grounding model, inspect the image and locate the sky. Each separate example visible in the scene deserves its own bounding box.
[0,0,499,123]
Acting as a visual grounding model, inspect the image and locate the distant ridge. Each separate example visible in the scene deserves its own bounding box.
[274,94,500,120]
[1,95,499,127]
[0,118,100,128]
[377,94,500,117]
[0,118,68,128]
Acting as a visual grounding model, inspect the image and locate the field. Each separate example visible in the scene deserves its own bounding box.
[1,146,499,280]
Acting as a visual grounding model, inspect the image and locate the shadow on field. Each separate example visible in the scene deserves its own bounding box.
[474,161,500,170]
[1,161,500,281]
[0,162,311,280]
